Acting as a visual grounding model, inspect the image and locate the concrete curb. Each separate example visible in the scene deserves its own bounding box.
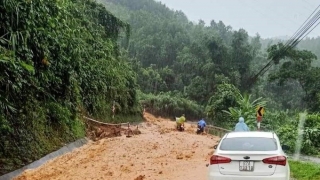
[0,138,89,180]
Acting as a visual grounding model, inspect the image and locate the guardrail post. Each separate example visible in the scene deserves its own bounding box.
[112,101,115,119]
[205,125,230,137]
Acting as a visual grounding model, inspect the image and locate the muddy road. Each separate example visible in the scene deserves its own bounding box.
[15,113,219,180]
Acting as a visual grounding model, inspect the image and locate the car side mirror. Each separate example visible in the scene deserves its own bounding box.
[282,145,290,151]
[213,145,217,149]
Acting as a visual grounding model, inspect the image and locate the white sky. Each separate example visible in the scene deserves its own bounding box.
[158,0,320,38]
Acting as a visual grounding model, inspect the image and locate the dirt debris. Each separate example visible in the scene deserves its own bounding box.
[14,112,220,180]
[106,171,113,176]
[134,175,145,180]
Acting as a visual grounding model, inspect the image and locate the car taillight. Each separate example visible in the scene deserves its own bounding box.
[210,155,231,165]
[262,156,287,166]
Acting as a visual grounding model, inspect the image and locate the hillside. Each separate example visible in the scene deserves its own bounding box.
[96,0,320,156]
[98,0,320,117]
[0,0,141,175]
[99,0,265,116]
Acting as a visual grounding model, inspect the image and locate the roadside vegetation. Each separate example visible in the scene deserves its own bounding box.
[0,0,141,175]
[289,160,320,180]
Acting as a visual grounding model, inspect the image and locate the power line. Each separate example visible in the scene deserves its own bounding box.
[285,4,320,47]
[248,3,320,88]
[292,20,320,47]
[274,11,320,61]
[268,5,320,60]
[283,7,320,53]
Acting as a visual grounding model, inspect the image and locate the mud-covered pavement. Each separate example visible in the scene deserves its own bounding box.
[15,113,220,180]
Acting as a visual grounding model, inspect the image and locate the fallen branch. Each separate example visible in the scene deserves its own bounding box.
[83,116,129,126]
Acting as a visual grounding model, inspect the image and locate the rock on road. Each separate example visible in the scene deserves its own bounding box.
[15,113,220,180]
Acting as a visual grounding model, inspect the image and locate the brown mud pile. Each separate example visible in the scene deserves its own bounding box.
[14,113,219,180]
[86,118,141,141]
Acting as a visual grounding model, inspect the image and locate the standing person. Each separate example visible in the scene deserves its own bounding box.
[197,118,207,134]
[234,117,250,132]
[176,114,186,131]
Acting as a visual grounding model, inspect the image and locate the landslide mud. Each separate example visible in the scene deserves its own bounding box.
[15,113,219,180]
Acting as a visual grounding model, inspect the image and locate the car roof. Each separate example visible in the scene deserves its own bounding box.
[225,131,276,138]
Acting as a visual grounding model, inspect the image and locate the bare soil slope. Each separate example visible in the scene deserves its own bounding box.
[15,113,219,180]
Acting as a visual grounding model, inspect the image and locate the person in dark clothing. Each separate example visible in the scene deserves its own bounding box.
[197,118,207,134]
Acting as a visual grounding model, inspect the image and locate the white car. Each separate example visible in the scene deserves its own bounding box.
[208,131,290,180]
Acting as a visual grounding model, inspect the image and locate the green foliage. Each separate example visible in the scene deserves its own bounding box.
[276,113,320,155]
[267,43,320,112]
[263,80,305,110]
[222,91,267,129]
[102,0,320,118]
[0,98,85,173]
[260,109,292,131]
[261,36,320,67]
[205,82,267,129]
[231,29,253,91]
[101,0,320,160]
[289,160,320,180]
[138,90,203,119]
[205,83,239,128]
[102,0,261,106]
[0,0,141,175]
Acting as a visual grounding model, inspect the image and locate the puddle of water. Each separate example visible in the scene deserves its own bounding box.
[293,112,307,161]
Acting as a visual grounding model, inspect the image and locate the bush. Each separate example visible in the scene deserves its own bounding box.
[276,113,320,155]
[138,90,203,120]
[0,99,85,175]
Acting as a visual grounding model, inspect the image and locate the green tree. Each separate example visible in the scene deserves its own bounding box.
[268,43,320,112]
[222,93,267,129]
[205,83,239,128]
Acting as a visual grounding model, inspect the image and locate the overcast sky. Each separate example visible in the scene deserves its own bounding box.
[157,0,320,38]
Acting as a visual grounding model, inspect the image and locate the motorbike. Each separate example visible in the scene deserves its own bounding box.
[196,125,204,134]
[175,117,185,131]
[177,124,185,131]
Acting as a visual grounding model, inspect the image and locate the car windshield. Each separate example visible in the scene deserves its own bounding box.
[219,137,278,151]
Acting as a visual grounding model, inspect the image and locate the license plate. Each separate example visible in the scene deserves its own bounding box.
[239,161,254,171]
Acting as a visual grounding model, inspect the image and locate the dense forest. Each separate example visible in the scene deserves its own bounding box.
[100,0,320,155]
[1,0,320,175]
[261,37,320,67]
[0,0,141,175]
